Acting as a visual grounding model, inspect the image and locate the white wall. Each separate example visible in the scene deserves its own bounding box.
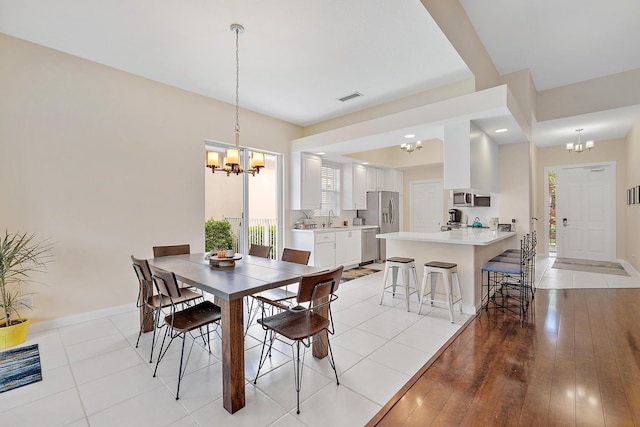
[0,34,301,323]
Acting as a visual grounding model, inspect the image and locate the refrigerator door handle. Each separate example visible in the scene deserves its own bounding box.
[389,197,394,225]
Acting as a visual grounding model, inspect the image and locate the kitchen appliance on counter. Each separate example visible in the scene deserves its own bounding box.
[452,192,473,207]
[448,209,462,225]
[357,191,399,261]
[352,217,364,226]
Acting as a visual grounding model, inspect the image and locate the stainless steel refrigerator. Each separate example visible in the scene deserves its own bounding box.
[357,191,399,261]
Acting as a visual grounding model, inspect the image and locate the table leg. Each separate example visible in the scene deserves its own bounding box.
[312,296,329,359]
[220,297,245,413]
[140,285,153,333]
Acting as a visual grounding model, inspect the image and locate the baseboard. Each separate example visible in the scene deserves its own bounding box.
[28,303,136,334]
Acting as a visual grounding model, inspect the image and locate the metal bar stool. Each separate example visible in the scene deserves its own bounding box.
[419,261,463,323]
[380,257,419,311]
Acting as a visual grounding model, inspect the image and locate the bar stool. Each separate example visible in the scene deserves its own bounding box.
[380,257,419,311]
[419,261,462,323]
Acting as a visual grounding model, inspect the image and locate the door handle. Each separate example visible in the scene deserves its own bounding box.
[562,218,568,226]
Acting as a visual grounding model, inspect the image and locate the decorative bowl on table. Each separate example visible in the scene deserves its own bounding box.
[209,253,242,268]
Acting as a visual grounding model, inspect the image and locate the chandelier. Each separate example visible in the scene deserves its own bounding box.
[206,24,265,176]
[566,128,594,153]
[400,141,422,153]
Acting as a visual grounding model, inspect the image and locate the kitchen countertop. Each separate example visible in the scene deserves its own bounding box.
[377,229,516,246]
[292,225,379,233]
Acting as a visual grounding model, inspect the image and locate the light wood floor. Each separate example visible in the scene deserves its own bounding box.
[367,288,640,426]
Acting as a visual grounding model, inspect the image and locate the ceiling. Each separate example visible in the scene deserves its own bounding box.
[1,0,639,152]
[0,0,471,127]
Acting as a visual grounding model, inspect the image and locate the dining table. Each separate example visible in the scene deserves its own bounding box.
[148,253,323,414]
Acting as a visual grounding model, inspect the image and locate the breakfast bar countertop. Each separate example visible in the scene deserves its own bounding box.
[377,229,516,246]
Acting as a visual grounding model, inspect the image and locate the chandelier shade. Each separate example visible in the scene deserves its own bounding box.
[566,128,594,153]
[400,141,422,153]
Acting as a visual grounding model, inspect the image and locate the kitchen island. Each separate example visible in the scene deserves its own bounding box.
[378,229,517,314]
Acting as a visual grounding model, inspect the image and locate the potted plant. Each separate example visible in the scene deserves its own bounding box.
[0,230,52,349]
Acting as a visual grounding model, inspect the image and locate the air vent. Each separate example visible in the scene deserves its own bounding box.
[338,92,363,102]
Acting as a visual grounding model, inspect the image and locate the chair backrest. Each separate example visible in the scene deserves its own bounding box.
[297,265,343,304]
[131,255,152,283]
[131,255,153,307]
[249,244,272,259]
[148,265,182,299]
[282,248,311,265]
[153,244,190,258]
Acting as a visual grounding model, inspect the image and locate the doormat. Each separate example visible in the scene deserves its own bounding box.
[552,258,629,276]
[0,344,42,393]
[341,267,380,283]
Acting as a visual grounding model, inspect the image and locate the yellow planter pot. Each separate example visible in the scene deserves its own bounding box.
[0,318,30,349]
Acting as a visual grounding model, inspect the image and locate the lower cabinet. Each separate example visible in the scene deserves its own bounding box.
[314,240,335,270]
[335,230,361,267]
[291,229,361,269]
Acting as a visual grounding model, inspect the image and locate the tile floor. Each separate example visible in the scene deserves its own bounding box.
[536,255,640,289]
[0,264,471,427]
[2,256,638,427]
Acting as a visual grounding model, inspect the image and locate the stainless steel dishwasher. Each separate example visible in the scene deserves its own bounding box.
[361,227,379,263]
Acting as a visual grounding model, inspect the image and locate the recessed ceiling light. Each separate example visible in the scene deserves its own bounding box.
[362,162,369,165]
[404,134,415,139]
[494,128,508,133]
[315,152,325,155]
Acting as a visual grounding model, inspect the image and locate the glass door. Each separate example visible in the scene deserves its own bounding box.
[205,141,282,258]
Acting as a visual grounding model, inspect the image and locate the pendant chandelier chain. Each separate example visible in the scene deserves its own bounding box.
[234,24,241,148]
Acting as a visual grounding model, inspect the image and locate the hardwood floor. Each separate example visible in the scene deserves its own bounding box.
[367,288,640,426]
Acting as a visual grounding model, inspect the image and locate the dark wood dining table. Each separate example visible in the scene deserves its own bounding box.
[148,253,323,414]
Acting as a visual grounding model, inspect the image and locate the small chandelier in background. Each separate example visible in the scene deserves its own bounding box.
[566,128,594,154]
[401,141,422,153]
[206,23,265,176]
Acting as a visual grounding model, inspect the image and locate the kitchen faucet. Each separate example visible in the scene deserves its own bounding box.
[328,209,334,227]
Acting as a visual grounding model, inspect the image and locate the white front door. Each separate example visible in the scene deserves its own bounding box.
[410,180,443,232]
[556,163,615,261]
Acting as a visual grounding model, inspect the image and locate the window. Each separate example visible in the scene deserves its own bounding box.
[315,162,340,217]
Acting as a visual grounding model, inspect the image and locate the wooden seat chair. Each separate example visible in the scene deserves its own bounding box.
[152,244,198,291]
[246,248,311,332]
[131,255,202,363]
[248,244,272,259]
[152,244,191,258]
[253,266,343,414]
[149,265,222,399]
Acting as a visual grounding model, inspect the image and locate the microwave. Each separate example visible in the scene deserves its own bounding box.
[452,192,473,207]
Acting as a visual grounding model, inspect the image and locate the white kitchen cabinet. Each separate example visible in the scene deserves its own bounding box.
[335,230,361,267]
[291,230,335,269]
[365,166,385,192]
[384,169,404,194]
[290,152,322,210]
[290,229,362,269]
[314,241,335,270]
[342,163,367,210]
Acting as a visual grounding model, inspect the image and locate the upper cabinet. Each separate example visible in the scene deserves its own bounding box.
[365,166,385,192]
[290,152,321,210]
[384,169,404,195]
[342,163,366,210]
[366,166,403,194]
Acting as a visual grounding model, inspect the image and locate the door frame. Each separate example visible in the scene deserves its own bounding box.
[409,179,443,232]
[545,161,616,260]
[205,140,284,255]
